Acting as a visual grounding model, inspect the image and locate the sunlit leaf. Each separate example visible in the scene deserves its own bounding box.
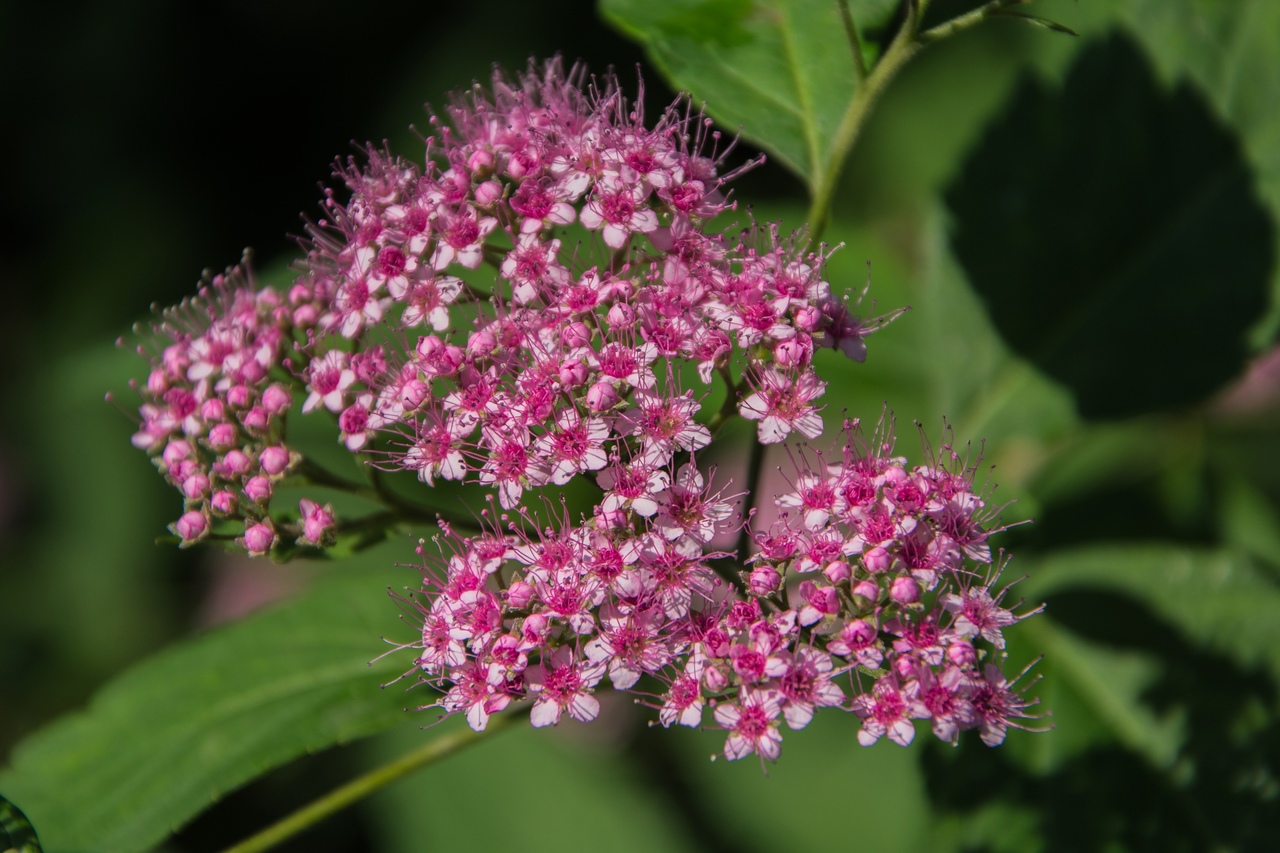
[601,0,897,185]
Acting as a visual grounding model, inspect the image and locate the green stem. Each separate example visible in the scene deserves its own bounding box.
[806,0,1050,247]
[805,1,928,246]
[732,433,767,569]
[219,708,529,853]
[838,1,869,84]
[292,456,477,532]
[918,0,1031,46]
[705,365,743,436]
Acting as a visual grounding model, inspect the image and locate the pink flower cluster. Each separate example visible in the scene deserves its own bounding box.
[127,58,1045,762]
[402,419,1043,763]
[291,58,896,512]
[128,262,336,552]
[132,59,890,553]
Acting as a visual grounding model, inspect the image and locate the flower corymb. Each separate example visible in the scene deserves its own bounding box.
[126,57,1044,769]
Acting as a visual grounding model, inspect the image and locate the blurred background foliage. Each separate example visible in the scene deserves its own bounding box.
[1,0,1277,850]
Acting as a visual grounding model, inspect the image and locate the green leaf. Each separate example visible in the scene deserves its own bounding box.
[0,795,42,853]
[918,544,1280,849]
[601,0,894,186]
[0,566,417,853]
[1022,543,1280,676]
[944,33,1275,419]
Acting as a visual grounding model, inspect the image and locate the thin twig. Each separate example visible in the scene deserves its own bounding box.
[219,707,530,853]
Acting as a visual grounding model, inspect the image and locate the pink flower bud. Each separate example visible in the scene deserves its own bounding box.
[161,343,187,378]
[401,379,430,410]
[293,304,319,327]
[793,304,822,332]
[474,180,503,205]
[467,149,494,173]
[262,384,292,415]
[773,336,811,368]
[607,302,635,329]
[240,360,266,384]
[863,546,891,573]
[162,440,193,466]
[561,321,592,348]
[748,565,781,596]
[521,613,549,646]
[225,449,253,476]
[947,640,977,668]
[558,359,589,387]
[200,398,226,422]
[852,580,880,602]
[207,423,237,449]
[242,406,270,433]
[288,282,313,304]
[889,576,921,605]
[211,490,237,515]
[506,580,535,610]
[299,498,335,545]
[585,381,619,413]
[242,521,276,555]
[883,466,907,485]
[842,619,877,649]
[182,473,210,500]
[259,446,291,476]
[226,385,252,408]
[467,329,497,357]
[823,560,851,584]
[146,369,169,395]
[244,475,272,503]
[703,665,730,692]
[169,459,198,481]
[594,505,628,529]
[173,510,208,542]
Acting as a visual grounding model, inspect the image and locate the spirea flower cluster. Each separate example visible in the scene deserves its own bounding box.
[126,58,1044,764]
[401,419,1043,763]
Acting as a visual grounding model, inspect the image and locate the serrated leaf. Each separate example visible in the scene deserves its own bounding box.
[0,567,417,853]
[601,0,895,186]
[945,33,1275,419]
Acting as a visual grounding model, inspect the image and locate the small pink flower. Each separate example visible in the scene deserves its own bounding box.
[739,368,826,444]
[303,350,355,414]
[579,176,658,249]
[714,688,784,762]
[430,205,497,270]
[527,645,607,727]
[853,676,919,747]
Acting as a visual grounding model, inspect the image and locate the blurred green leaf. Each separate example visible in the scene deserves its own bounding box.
[1023,544,1280,675]
[601,0,895,185]
[0,567,416,853]
[945,33,1275,419]
[368,698,932,853]
[1121,0,1280,341]
[919,543,1280,850]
